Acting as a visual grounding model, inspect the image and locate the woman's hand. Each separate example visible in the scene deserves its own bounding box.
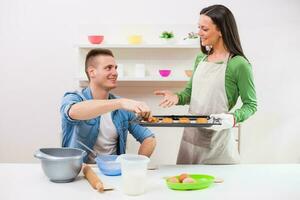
[154,90,179,108]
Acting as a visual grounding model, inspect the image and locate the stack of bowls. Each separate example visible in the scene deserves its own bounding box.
[34,148,86,183]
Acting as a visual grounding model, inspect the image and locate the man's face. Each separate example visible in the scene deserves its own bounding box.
[88,55,118,90]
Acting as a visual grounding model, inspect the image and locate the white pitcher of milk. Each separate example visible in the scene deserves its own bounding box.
[116,154,150,196]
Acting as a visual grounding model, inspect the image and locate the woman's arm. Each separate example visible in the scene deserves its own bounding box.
[154,53,205,107]
[231,58,258,123]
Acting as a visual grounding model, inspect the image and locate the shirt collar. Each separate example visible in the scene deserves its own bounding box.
[82,87,117,100]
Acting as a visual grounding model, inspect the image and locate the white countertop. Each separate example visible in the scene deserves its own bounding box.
[1,164,300,200]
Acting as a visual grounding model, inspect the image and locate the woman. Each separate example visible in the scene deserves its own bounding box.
[155,4,257,164]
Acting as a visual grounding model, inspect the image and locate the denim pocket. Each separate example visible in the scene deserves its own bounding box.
[76,119,98,139]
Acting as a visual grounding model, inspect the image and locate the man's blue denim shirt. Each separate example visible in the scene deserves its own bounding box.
[60,87,154,161]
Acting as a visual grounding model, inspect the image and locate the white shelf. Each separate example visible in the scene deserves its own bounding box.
[77,76,189,87]
[78,76,189,81]
[77,44,199,49]
[76,43,197,87]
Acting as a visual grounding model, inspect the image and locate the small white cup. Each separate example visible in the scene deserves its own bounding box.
[134,64,146,78]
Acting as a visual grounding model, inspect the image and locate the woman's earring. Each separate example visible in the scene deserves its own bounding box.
[205,45,212,52]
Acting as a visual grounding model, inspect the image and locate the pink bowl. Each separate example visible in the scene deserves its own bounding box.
[88,35,104,44]
[159,69,171,77]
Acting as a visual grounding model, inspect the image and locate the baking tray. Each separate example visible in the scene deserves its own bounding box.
[130,115,221,128]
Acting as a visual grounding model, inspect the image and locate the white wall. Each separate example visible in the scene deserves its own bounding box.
[1,0,300,163]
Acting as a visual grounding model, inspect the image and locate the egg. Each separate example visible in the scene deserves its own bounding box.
[178,173,189,183]
[167,176,179,183]
[182,177,196,183]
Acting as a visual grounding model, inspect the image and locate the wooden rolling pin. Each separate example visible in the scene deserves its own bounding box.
[82,164,104,192]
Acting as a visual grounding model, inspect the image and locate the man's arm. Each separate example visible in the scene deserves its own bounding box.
[138,136,156,157]
[69,99,121,120]
[69,98,151,120]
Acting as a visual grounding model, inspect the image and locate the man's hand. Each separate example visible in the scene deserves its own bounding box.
[208,113,235,131]
[119,98,151,119]
[154,90,179,108]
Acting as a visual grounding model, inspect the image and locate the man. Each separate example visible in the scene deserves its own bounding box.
[60,48,156,163]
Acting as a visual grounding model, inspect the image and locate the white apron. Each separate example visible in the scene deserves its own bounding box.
[176,55,240,164]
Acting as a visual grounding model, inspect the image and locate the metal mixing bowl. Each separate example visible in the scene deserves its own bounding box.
[34,148,86,183]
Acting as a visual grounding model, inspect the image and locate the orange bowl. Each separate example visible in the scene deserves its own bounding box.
[88,35,104,44]
[185,70,193,77]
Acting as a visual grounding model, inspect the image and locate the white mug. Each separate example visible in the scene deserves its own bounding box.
[134,64,145,78]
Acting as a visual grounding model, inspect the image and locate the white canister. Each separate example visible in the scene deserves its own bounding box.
[134,64,146,78]
[117,64,124,78]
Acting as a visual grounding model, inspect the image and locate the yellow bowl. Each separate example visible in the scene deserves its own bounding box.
[128,35,142,44]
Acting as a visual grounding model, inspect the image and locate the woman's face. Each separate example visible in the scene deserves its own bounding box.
[198,14,222,47]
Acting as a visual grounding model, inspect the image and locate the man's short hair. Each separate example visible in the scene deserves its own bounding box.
[85,48,114,81]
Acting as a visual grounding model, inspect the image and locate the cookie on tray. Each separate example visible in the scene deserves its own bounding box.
[162,117,173,123]
[179,117,190,123]
[147,116,159,123]
[196,117,208,123]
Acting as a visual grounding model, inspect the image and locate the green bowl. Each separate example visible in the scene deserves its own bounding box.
[166,174,215,190]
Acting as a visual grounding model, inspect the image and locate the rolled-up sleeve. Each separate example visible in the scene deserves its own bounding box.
[60,92,82,124]
[127,112,155,143]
